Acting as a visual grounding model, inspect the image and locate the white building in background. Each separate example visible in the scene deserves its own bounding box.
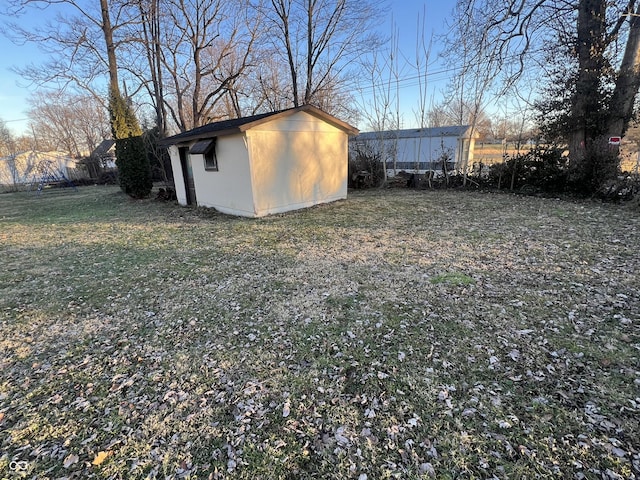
[0,151,78,187]
[350,125,479,176]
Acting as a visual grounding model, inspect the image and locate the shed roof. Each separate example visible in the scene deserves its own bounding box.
[91,139,116,157]
[353,125,477,141]
[160,105,359,146]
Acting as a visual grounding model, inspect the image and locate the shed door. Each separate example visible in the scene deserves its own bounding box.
[179,147,197,205]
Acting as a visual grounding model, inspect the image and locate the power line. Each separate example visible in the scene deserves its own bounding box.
[350,47,549,97]
[349,65,461,96]
[1,118,29,123]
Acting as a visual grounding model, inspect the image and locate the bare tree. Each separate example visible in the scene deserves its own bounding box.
[99,0,120,98]
[156,0,260,131]
[248,51,295,113]
[0,120,19,190]
[412,8,432,175]
[357,24,400,183]
[360,54,392,182]
[441,1,506,180]
[4,0,264,139]
[446,0,640,178]
[131,0,168,137]
[428,99,493,139]
[3,0,385,146]
[27,90,109,157]
[263,0,384,111]
[498,83,538,151]
[0,119,16,158]
[4,0,135,108]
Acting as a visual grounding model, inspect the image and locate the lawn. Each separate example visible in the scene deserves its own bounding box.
[1,186,639,479]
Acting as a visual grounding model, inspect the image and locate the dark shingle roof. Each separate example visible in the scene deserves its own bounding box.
[163,110,286,144]
[159,105,358,146]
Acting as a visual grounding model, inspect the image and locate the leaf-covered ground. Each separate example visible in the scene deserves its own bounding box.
[1,186,638,479]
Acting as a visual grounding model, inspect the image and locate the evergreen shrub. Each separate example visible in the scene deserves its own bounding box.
[488,147,568,193]
[566,139,619,195]
[115,136,152,198]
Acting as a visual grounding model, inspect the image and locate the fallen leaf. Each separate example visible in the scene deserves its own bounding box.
[420,462,436,477]
[335,426,350,446]
[63,454,79,468]
[92,451,112,466]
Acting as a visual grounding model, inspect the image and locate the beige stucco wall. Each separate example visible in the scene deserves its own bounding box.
[169,137,255,215]
[168,145,188,206]
[190,135,255,216]
[169,110,350,217]
[246,111,348,217]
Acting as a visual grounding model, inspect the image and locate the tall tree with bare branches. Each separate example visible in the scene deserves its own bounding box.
[155,0,260,131]
[27,90,109,157]
[4,0,132,114]
[445,0,640,191]
[262,0,384,111]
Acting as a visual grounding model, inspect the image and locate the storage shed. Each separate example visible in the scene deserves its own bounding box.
[161,105,359,218]
[350,125,478,176]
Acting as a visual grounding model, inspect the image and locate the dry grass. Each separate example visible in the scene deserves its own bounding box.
[620,148,640,174]
[1,186,639,479]
[472,143,535,166]
[474,142,640,174]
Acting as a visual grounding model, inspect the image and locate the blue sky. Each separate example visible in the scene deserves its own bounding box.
[0,1,453,135]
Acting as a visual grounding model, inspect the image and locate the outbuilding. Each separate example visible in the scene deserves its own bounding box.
[350,125,478,176]
[161,105,359,218]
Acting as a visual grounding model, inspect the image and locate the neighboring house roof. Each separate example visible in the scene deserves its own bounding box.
[91,139,116,158]
[353,125,478,141]
[160,105,359,146]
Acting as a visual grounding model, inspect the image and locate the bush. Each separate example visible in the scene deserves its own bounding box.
[115,135,152,199]
[98,171,118,185]
[143,127,173,183]
[109,88,151,199]
[348,146,385,188]
[76,156,103,180]
[488,147,568,193]
[566,139,619,195]
[598,175,640,202]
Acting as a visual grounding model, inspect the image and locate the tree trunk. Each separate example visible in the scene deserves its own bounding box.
[568,0,606,160]
[606,4,640,138]
[193,39,203,128]
[140,0,167,137]
[271,0,299,107]
[305,0,314,105]
[99,0,119,97]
